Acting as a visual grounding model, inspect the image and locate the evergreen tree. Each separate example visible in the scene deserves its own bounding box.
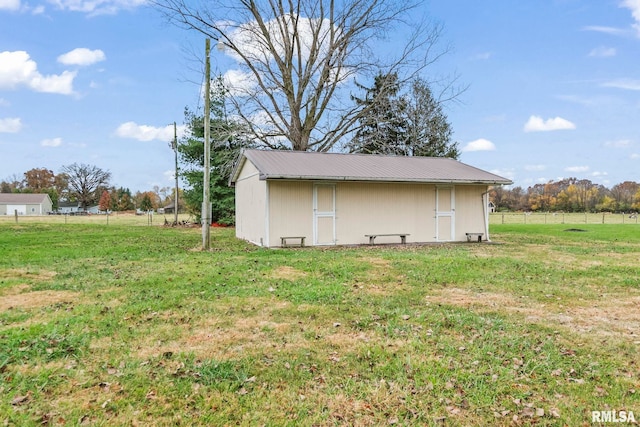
[348,72,408,155]
[404,78,459,158]
[140,193,153,211]
[179,77,253,224]
[348,74,459,159]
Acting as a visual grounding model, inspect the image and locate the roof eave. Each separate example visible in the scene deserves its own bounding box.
[261,174,512,185]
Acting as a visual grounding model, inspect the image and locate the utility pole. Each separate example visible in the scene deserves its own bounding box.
[202,38,211,250]
[173,121,179,226]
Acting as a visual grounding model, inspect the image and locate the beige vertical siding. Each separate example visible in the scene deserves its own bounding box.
[268,181,313,247]
[235,167,490,246]
[234,160,267,246]
[454,185,489,240]
[335,182,437,245]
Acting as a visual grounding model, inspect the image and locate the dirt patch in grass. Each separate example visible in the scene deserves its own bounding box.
[426,287,640,340]
[358,257,407,297]
[0,268,57,285]
[271,266,308,281]
[360,256,392,268]
[133,297,385,362]
[134,298,307,360]
[0,289,80,311]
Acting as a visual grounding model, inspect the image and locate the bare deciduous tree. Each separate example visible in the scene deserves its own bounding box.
[155,0,450,151]
[61,163,111,211]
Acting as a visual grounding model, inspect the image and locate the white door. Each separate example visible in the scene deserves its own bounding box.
[7,205,26,215]
[436,187,455,241]
[313,184,336,245]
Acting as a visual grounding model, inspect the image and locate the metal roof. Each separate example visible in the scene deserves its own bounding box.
[231,150,512,185]
[0,193,51,203]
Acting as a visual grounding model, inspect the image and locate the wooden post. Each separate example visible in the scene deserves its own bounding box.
[173,121,179,226]
[202,38,211,250]
[14,209,18,224]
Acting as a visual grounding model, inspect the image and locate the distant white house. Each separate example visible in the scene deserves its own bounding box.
[58,201,81,214]
[0,193,53,215]
[57,202,100,214]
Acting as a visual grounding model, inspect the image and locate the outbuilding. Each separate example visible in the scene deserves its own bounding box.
[230,150,512,247]
[0,193,53,216]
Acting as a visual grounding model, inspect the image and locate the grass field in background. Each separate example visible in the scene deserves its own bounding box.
[490,211,639,225]
[1,220,638,426]
[0,212,194,227]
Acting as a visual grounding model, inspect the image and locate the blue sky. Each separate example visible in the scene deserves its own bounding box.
[1,0,639,192]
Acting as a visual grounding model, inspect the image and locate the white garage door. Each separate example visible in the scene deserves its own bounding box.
[7,204,26,215]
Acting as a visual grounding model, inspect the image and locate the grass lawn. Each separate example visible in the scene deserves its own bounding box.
[0,221,638,426]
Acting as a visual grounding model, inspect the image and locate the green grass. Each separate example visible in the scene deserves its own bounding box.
[0,221,639,426]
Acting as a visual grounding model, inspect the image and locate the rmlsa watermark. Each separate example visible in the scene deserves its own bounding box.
[592,410,636,423]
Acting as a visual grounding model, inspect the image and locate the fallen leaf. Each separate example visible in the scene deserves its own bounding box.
[11,392,31,406]
[446,405,460,415]
[521,406,535,417]
[535,408,544,417]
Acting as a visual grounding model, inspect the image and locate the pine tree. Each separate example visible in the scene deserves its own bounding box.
[349,74,459,159]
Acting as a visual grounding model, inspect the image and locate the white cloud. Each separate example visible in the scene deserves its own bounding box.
[524,115,576,132]
[462,138,495,152]
[0,51,76,95]
[472,52,492,60]
[490,168,514,182]
[222,69,258,96]
[602,79,640,90]
[49,0,146,15]
[0,117,21,133]
[556,94,597,107]
[588,46,616,57]
[621,0,640,36]
[115,121,187,142]
[41,137,62,147]
[524,164,546,171]
[582,25,629,36]
[221,14,351,95]
[604,139,632,148]
[565,165,590,173]
[631,153,640,159]
[58,48,106,66]
[0,0,20,10]
[163,169,175,181]
[591,171,608,177]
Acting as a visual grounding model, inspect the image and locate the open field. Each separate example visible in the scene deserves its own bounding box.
[1,220,639,426]
[0,213,195,227]
[490,211,640,225]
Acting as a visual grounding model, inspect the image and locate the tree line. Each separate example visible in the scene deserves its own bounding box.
[490,179,640,213]
[0,165,182,213]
